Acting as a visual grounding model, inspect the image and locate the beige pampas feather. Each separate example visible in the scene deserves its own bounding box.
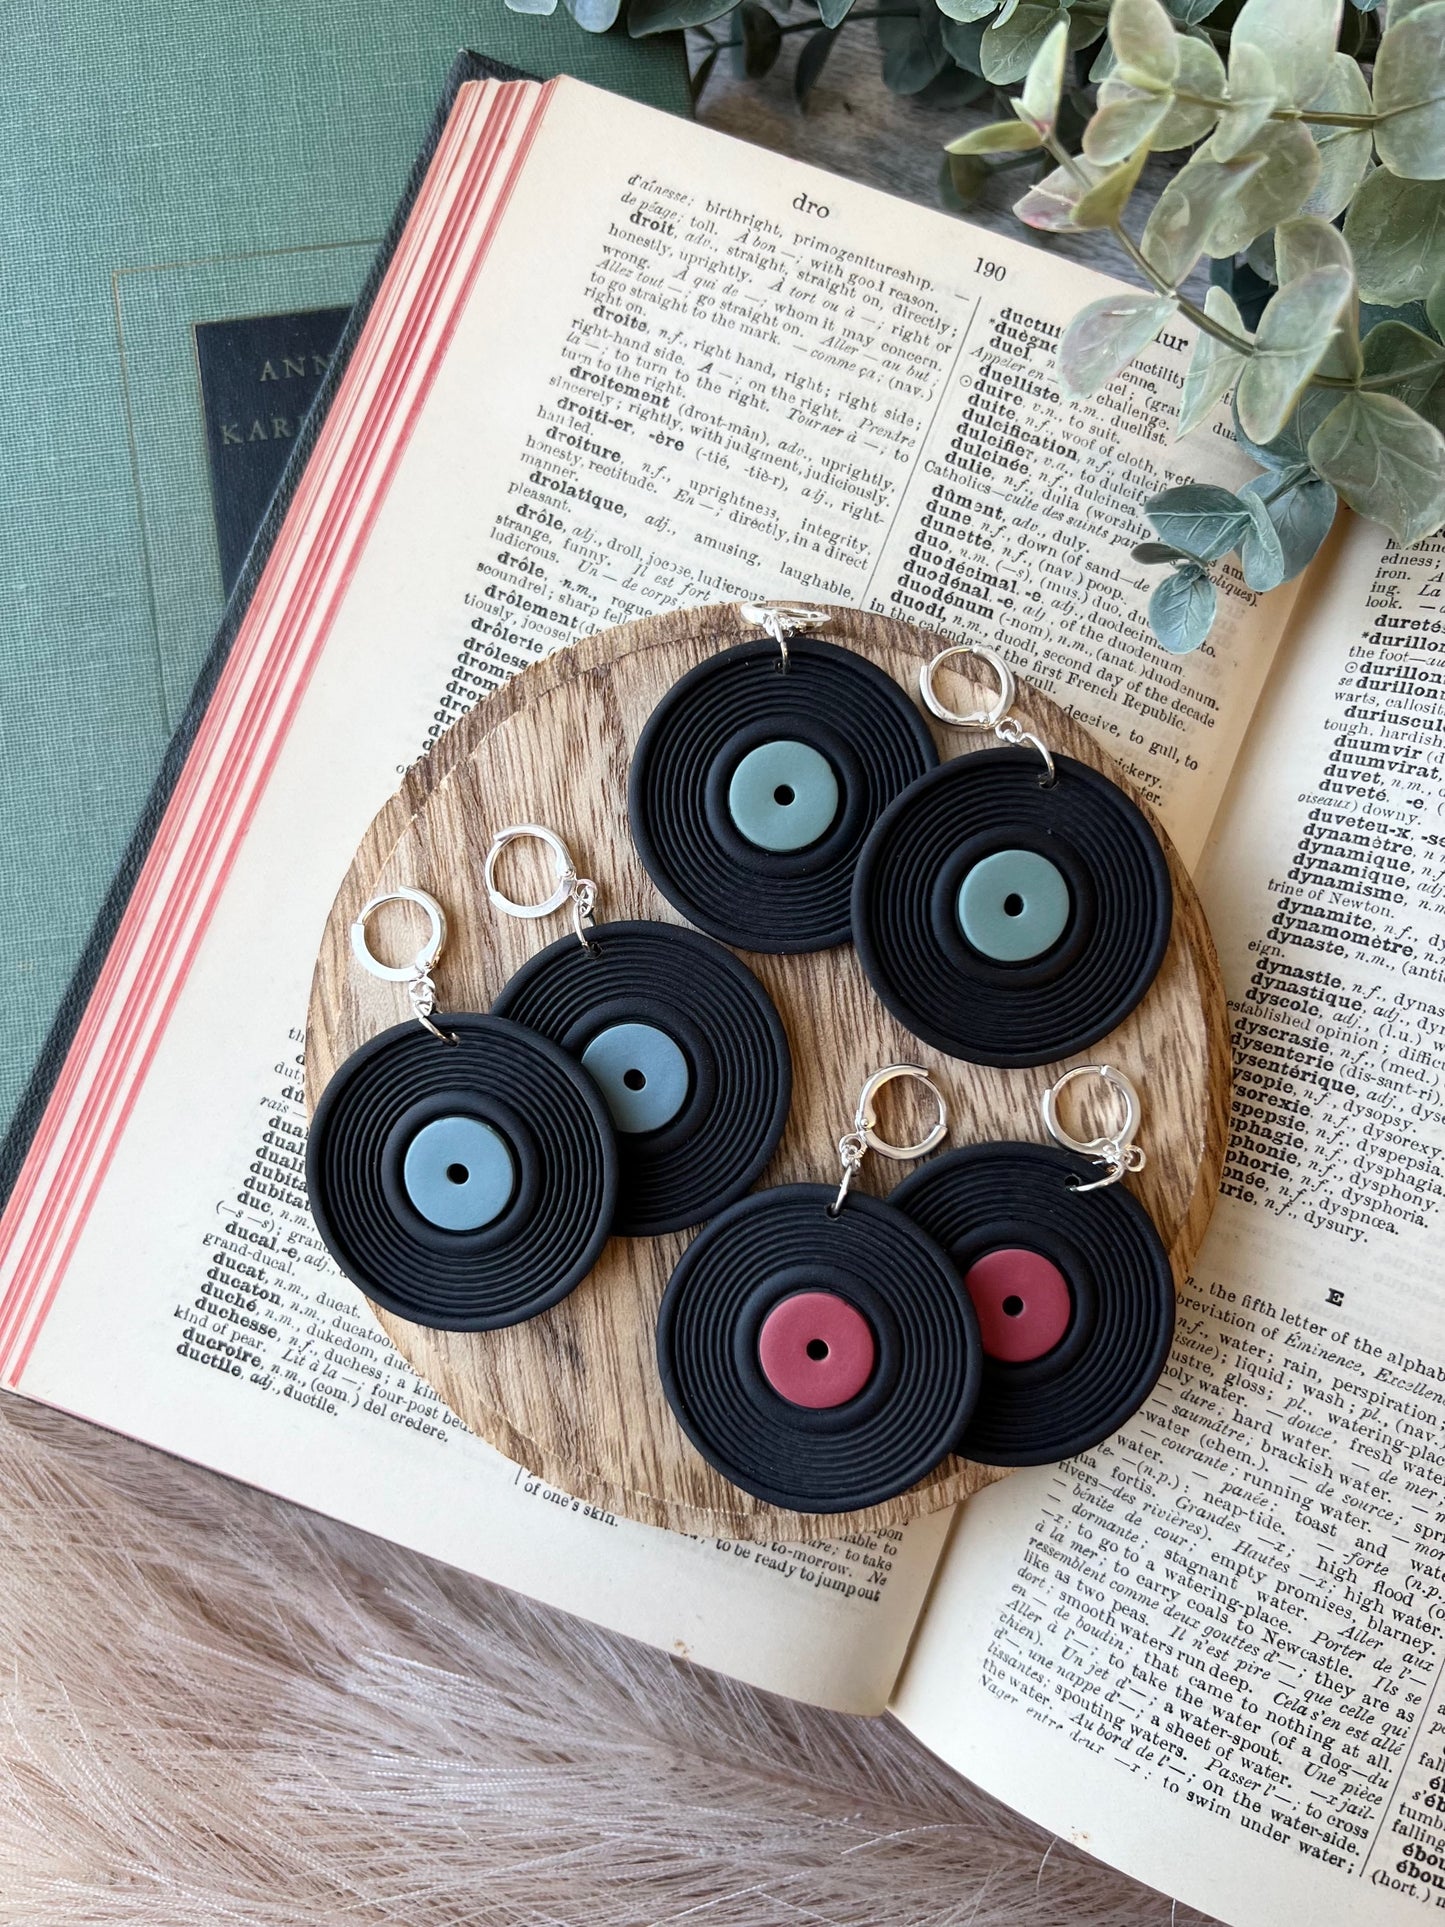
[0,1397,1213,1925]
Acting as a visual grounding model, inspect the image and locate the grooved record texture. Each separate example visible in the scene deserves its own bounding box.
[305,602,1232,1541]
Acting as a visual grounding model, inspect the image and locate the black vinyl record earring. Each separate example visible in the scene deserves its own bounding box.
[629,604,937,954]
[306,886,618,1331]
[487,824,792,1237]
[852,646,1174,1067]
[655,1066,982,1513]
[891,1064,1174,1465]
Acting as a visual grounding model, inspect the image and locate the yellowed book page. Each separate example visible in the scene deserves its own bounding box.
[417,80,1292,868]
[892,514,1445,1922]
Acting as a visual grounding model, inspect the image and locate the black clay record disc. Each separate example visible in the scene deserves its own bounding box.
[491,920,792,1236]
[851,747,1174,1067]
[628,636,937,953]
[655,1184,982,1512]
[891,1141,1175,1465]
[306,1012,617,1331]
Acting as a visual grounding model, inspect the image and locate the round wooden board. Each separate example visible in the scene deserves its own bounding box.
[305,603,1231,1540]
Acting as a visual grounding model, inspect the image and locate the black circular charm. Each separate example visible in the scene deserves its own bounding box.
[890,1141,1174,1465]
[851,747,1173,1066]
[306,1012,617,1331]
[655,1185,982,1512]
[628,636,937,953]
[491,920,792,1237]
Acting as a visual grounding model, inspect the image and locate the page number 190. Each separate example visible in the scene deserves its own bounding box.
[975,257,1007,282]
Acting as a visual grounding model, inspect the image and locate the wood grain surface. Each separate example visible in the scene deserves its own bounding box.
[305,603,1231,1540]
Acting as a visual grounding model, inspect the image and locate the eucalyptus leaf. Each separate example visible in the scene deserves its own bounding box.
[1134,540,1190,560]
[940,14,988,65]
[629,0,733,30]
[1245,230,1278,282]
[1274,215,1361,379]
[1150,565,1218,651]
[1212,41,1278,160]
[1430,271,1445,338]
[981,0,1071,82]
[1021,16,1070,125]
[1164,0,1221,21]
[795,24,840,96]
[1240,470,1338,576]
[879,1,951,91]
[506,0,558,14]
[1203,120,1321,253]
[564,0,619,25]
[948,117,1044,152]
[941,149,991,206]
[1090,36,1119,79]
[1232,385,1340,465]
[1109,0,1180,87]
[1299,54,1374,221]
[1150,36,1227,148]
[1361,320,1445,431]
[1058,291,1176,397]
[1146,481,1255,558]
[1274,212,1352,282]
[1307,391,1445,543]
[818,0,855,23]
[1142,155,1263,284]
[1013,158,1108,229]
[1235,266,1356,440]
[1212,253,1277,330]
[737,1,784,76]
[1083,87,1172,161]
[1345,175,1445,302]
[1072,145,1151,225]
[1390,0,1440,16]
[1178,286,1250,436]
[1230,0,1340,110]
[1373,2,1445,179]
[1236,485,1288,589]
[937,0,996,19]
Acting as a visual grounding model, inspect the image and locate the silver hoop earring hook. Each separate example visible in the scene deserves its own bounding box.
[350,887,456,1044]
[830,1064,949,1216]
[919,643,1056,787]
[484,824,597,952]
[739,601,831,670]
[1041,1064,1145,1193]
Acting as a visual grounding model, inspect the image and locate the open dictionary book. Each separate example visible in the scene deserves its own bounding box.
[3,67,1443,1927]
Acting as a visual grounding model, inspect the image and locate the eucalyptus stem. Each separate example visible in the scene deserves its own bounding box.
[1040,131,1445,397]
[1169,87,1380,130]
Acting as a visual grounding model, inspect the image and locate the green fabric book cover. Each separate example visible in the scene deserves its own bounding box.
[4,4,688,1130]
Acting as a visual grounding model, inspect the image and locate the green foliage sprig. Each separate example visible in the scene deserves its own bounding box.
[507,0,1445,652]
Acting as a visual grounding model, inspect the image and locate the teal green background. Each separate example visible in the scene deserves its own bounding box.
[1,3,687,1128]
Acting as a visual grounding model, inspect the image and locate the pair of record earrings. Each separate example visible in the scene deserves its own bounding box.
[657,1059,1175,1513]
[629,607,1174,1066]
[306,828,793,1329]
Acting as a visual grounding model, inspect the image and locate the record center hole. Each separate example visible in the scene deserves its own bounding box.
[622,1068,647,1091]
[1003,893,1025,917]
[1002,1294,1025,1317]
[806,1338,830,1361]
[774,784,796,807]
[446,1163,470,1186]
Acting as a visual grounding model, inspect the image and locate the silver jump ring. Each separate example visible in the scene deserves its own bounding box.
[830,1065,949,1216]
[739,601,830,669]
[484,824,581,921]
[919,644,1016,730]
[856,1064,950,1161]
[920,645,1055,786]
[1041,1064,1144,1192]
[350,887,447,983]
